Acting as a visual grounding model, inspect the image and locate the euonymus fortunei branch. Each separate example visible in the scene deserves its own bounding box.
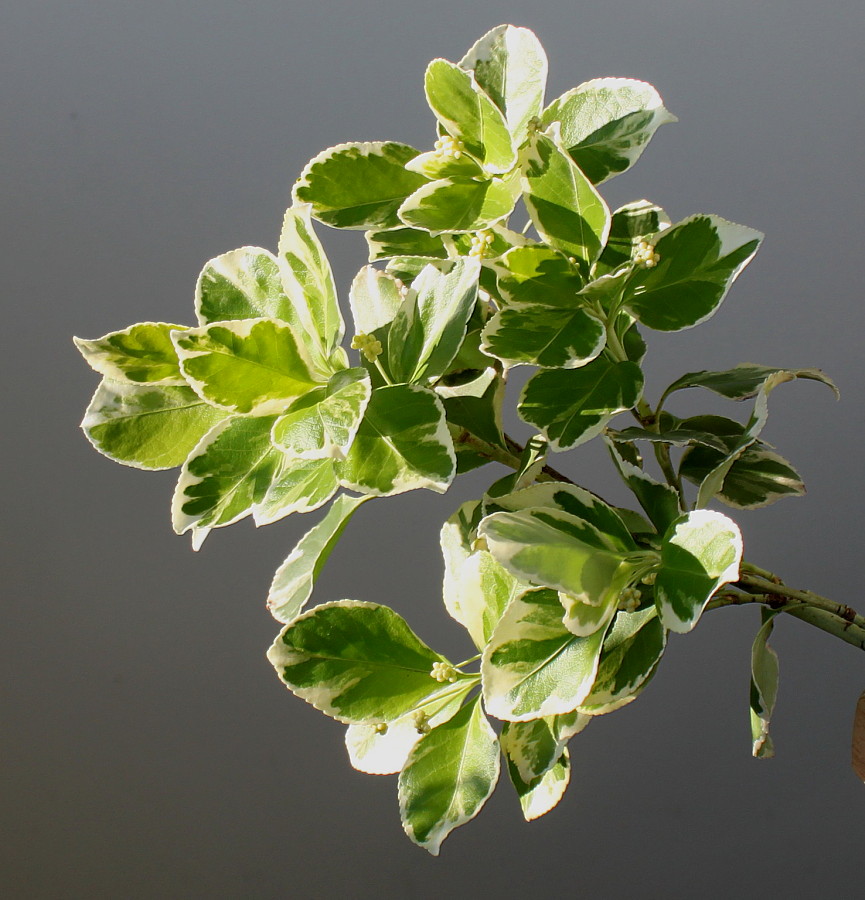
[75,24,864,854]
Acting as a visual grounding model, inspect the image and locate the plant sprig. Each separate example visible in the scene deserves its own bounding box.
[75,24,861,855]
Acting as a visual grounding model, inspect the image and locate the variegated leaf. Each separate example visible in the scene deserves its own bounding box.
[267,600,454,724]
[293,141,428,230]
[424,58,517,173]
[345,678,475,775]
[481,588,611,721]
[519,357,643,451]
[337,384,455,496]
[278,204,346,372]
[441,501,527,650]
[81,379,227,471]
[519,129,610,271]
[195,246,291,325]
[459,24,548,146]
[506,750,570,822]
[172,318,320,416]
[271,368,371,461]
[172,415,282,548]
[267,493,373,624]
[541,78,676,184]
[750,610,780,758]
[621,215,762,332]
[655,510,743,633]
[74,322,187,385]
[500,712,588,783]
[399,695,500,855]
[579,607,666,714]
[398,174,519,235]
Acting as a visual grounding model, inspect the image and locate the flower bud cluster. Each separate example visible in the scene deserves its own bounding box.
[468,231,495,259]
[351,333,383,362]
[434,135,464,159]
[430,661,459,683]
[413,710,431,735]
[373,722,389,735]
[618,586,642,612]
[634,240,660,268]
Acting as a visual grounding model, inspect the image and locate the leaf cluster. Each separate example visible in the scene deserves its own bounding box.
[75,24,842,852]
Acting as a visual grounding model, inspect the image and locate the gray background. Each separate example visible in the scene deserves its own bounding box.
[3,1,863,897]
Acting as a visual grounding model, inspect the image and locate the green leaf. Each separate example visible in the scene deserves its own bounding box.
[278,204,346,372]
[173,318,320,416]
[605,437,681,534]
[480,296,605,369]
[439,367,506,451]
[398,175,519,234]
[459,24,548,146]
[519,130,610,270]
[267,600,453,724]
[171,415,282,547]
[479,507,638,597]
[271,368,371,460]
[195,247,291,325]
[679,419,805,509]
[484,434,548,500]
[655,510,743,633]
[266,493,373,623]
[578,608,666,714]
[398,695,500,856]
[519,358,643,451]
[484,481,638,554]
[693,372,796,508]
[424,58,517,174]
[491,246,583,306]
[81,379,227,471]
[387,259,481,384]
[337,384,455,496]
[506,749,570,822]
[541,78,676,184]
[365,228,447,263]
[595,199,671,276]
[293,142,429,230]
[481,588,610,720]
[441,500,527,650]
[660,363,839,405]
[252,455,338,527]
[347,267,405,381]
[345,679,475,775]
[74,322,187,385]
[750,610,780,758]
[621,215,763,332]
[404,149,485,181]
[500,712,588,782]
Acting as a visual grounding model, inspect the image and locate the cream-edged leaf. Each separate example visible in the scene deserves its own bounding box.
[399,695,500,856]
[459,25,548,146]
[278,204,346,372]
[271,368,371,461]
[195,246,291,325]
[506,750,570,822]
[267,600,454,724]
[74,322,187,385]
[337,384,455,496]
[172,318,320,416]
[424,58,517,174]
[293,141,429,230]
[481,588,610,721]
[541,78,676,184]
[655,510,743,633]
[267,493,373,624]
[171,415,281,547]
[345,679,474,775]
[81,379,227,471]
